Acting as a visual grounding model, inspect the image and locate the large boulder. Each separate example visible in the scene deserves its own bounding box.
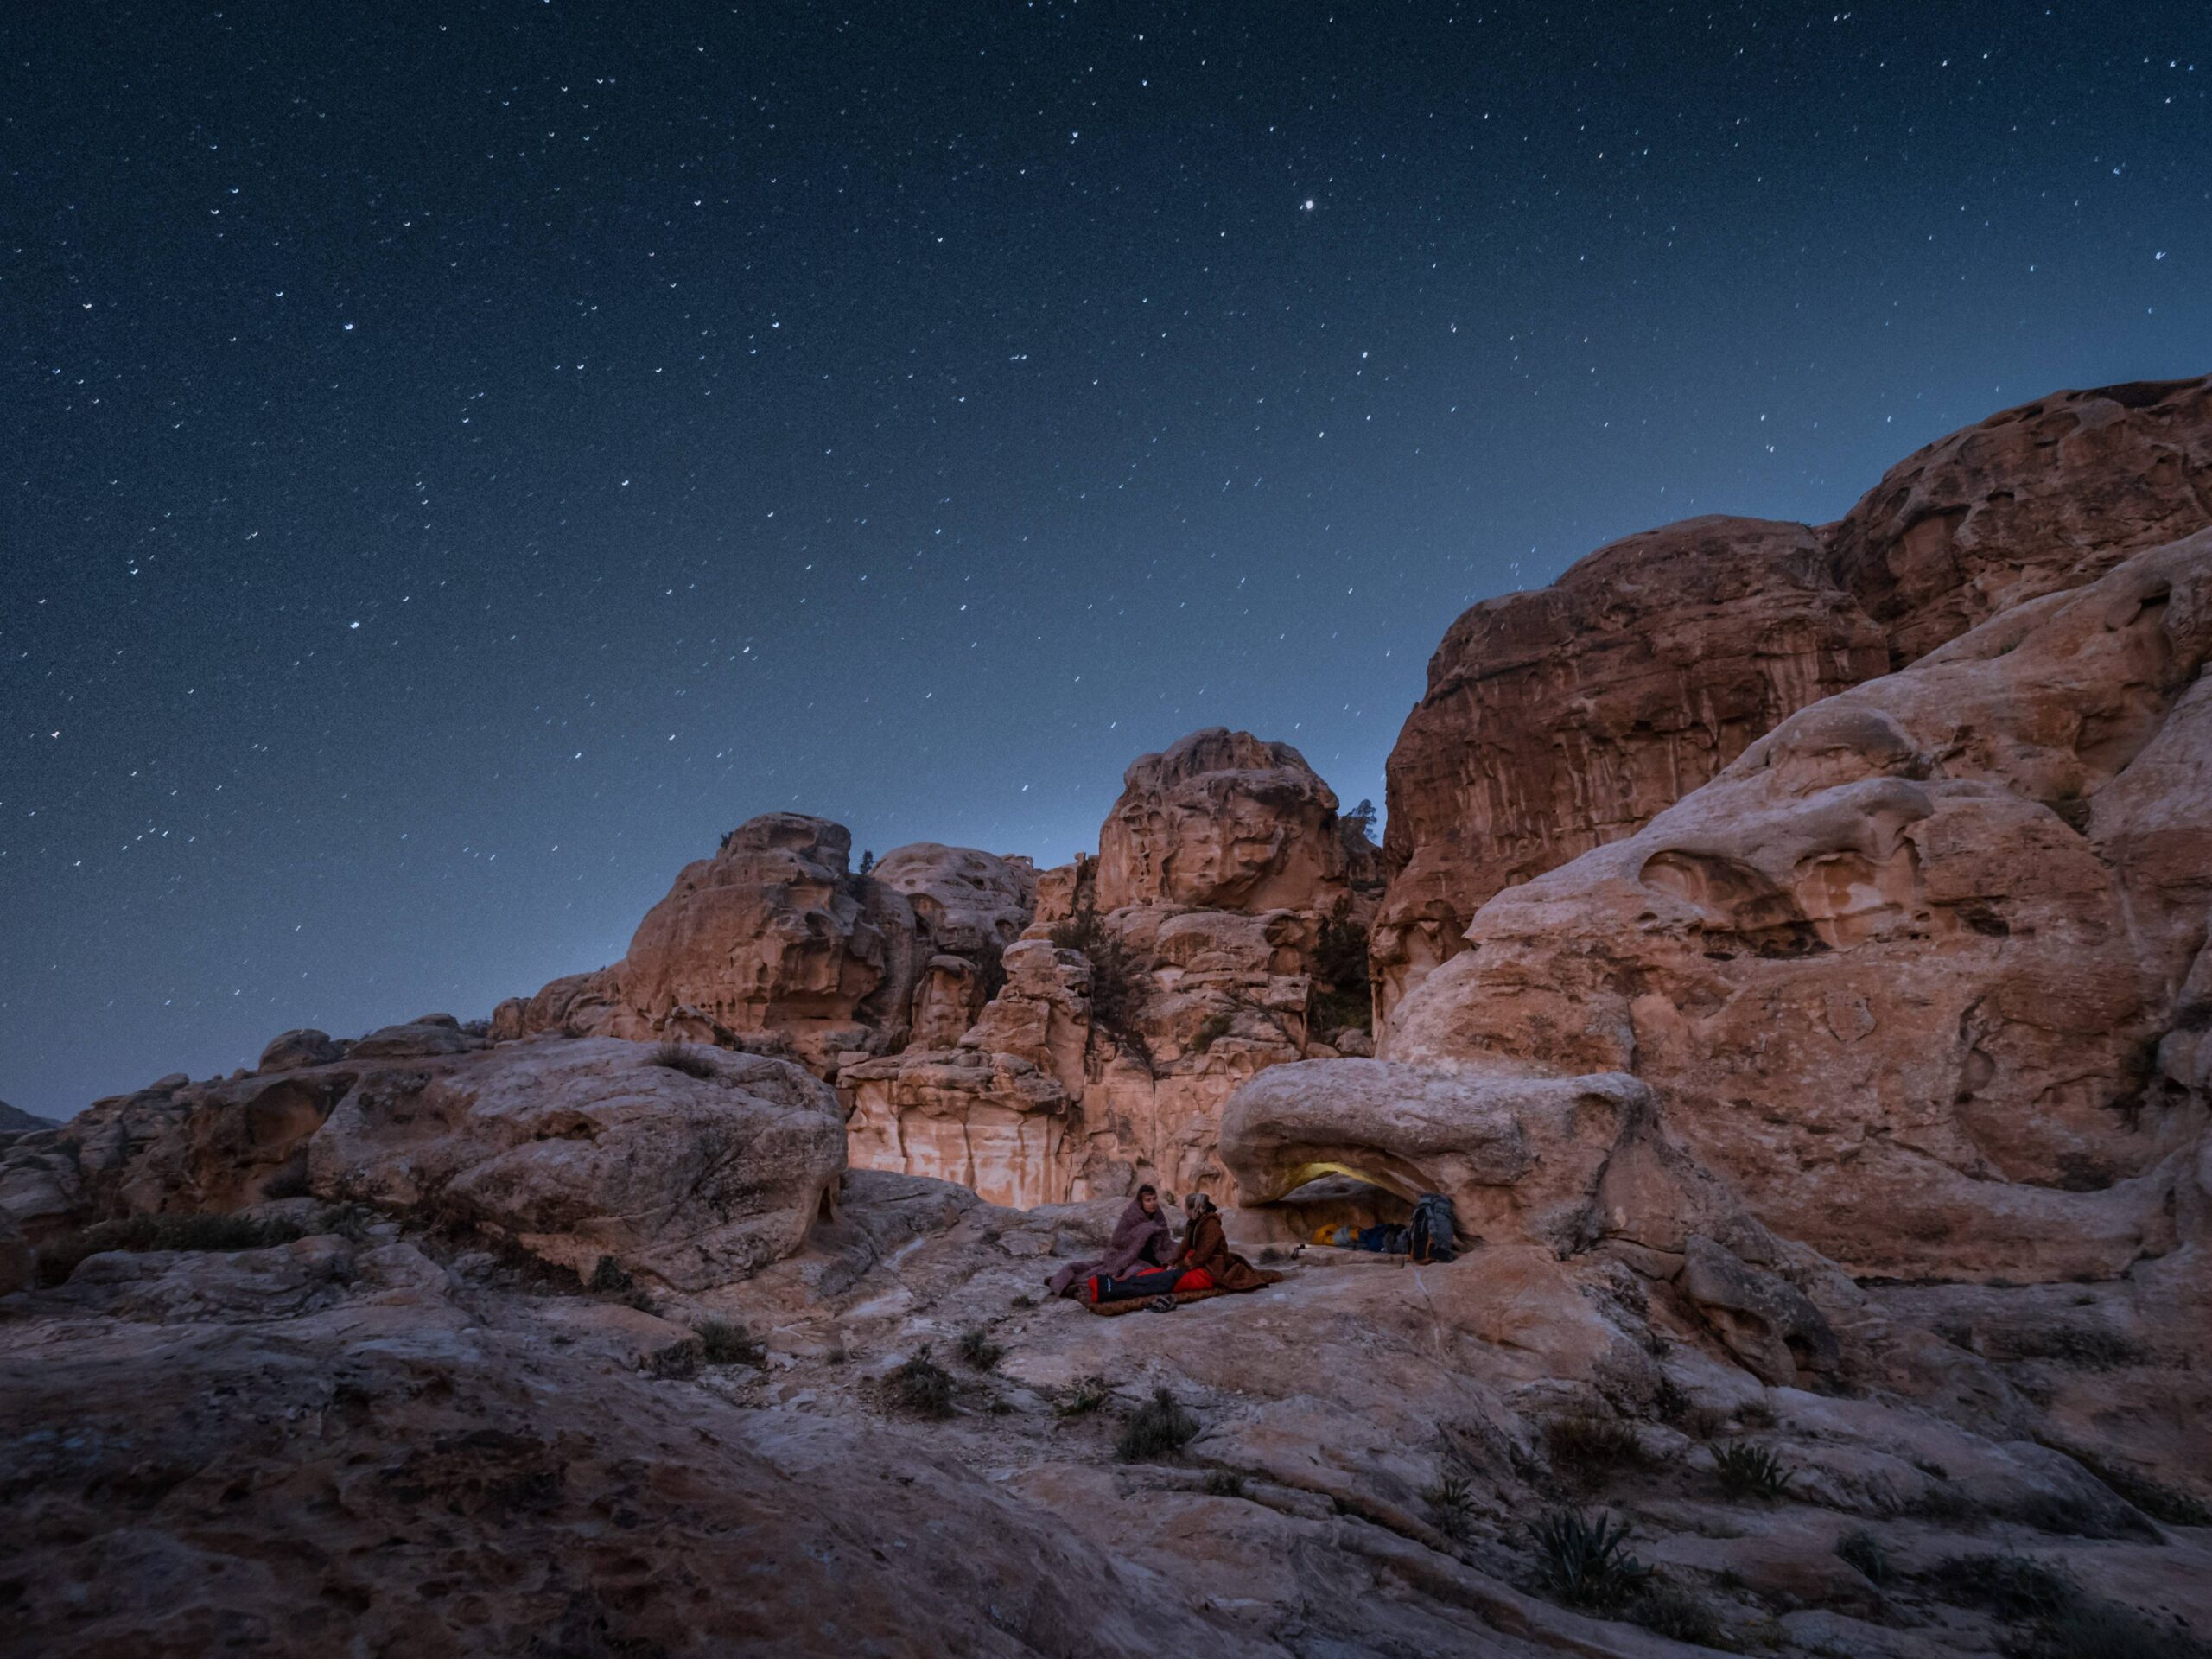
[311,1037,845,1289]
[1095,728,1352,912]
[1218,1058,1661,1255]
[493,820,1038,1078]
[1375,517,1889,1021]
[1387,532,2212,1283]
[1829,374,2212,665]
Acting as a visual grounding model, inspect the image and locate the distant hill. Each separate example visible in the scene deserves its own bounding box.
[0,1099,56,1133]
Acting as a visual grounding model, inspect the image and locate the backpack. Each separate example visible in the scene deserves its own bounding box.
[1408,1193,1457,1264]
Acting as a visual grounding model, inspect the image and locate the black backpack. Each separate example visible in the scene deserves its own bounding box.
[1408,1192,1457,1264]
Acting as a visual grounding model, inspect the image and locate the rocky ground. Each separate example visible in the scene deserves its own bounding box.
[4,1164,2207,1658]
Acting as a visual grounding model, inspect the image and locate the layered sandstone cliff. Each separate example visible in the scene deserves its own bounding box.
[1375,375,2212,1018]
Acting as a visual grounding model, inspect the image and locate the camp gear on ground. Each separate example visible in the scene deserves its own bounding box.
[1408,1193,1458,1263]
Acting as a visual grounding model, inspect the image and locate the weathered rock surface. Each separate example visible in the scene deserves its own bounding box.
[846,730,1376,1209]
[492,818,1037,1077]
[1387,532,2212,1285]
[1375,379,2212,1023]
[1830,374,2212,665]
[1096,728,1352,912]
[312,1038,845,1289]
[1377,517,1890,1019]
[6,1167,2206,1658]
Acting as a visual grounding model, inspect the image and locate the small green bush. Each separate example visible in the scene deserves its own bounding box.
[1544,1415,1645,1488]
[1527,1508,1649,1611]
[1836,1528,1891,1583]
[1049,906,1154,1070]
[1115,1387,1198,1463]
[1423,1471,1478,1541]
[1713,1440,1794,1500]
[645,1340,702,1380]
[1203,1469,1248,1499]
[1632,1576,1726,1647]
[1189,1012,1234,1055]
[1058,1374,1111,1417]
[587,1254,633,1294]
[649,1041,718,1080]
[893,1346,956,1418]
[955,1325,1003,1370]
[1936,1552,2077,1622]
[695,1319,765,1367]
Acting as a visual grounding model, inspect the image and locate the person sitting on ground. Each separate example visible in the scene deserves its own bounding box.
[1173,1193,1276,1294]
[1047,1183,1176,1300]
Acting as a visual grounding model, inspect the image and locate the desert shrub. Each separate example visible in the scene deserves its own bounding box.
[1734,1399,1777,1430]
[649,1041,718,1080]
[1204,1469,1248,1499]
[38,1211,310,1283]
[1527,1508,1649,1611]
[1338,798,1378,857]
[1649,1376,1693,1424]
[1009,1292,1036,1311]
[695,1319,765,1367]
[1545,1415,1645,1488]
[1713,1440,1794,1500]
[1423,1471,1478,1541]
[1633,1576,1726,1646]
[1936,1552,2077,1621]
[1049,906,1154,1070]
[1189,1012,1234,1055]
[645,1340,702,1380]
[1057,1373,1112,1417]
[955,1325,1003,1370]
[587,1254,634,1294]
[1115,1387,1198,1463]
[1836,1528,1891,1583]
[893,1346,956,1418]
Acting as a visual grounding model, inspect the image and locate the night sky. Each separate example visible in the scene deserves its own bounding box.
[6,3,2209,1118]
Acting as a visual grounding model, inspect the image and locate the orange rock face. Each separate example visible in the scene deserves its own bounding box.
[1375,378,2212,1021]
[1385,532,2212,1282]
[493,819,1034,1076]
[1376,516,1890,1019]
[844,730,1375,1207]
[1096,728,1351,912]
[1830,375,2212,666]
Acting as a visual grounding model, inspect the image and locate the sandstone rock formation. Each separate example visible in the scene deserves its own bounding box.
[0,1033,845,1294]
[1830,374,2212,664]
[313,1039,846,1288]
[844,730,1376,1206]
[493,818,1036,1076]
[1375,377,2212,1021]
[1386,531,2212,1286]
[1096,727,1352,912]
[1376,516,1891,1017]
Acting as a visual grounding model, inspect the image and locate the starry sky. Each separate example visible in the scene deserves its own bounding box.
[5,3,2209,1118]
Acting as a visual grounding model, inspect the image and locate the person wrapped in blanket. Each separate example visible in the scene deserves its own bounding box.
[1313,1221,1410,1253]
[1046,1184,1176,1301]
[1051,1190,1277,1311]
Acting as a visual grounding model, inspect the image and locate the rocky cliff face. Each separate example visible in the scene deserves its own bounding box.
[1384,532,2212,1285]
[846,728,1378,1207]
[1375,375,2212,1020]
[493,818,1036,1076]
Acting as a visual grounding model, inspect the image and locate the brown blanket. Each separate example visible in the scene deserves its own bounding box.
[1175,1211,1276,1292]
